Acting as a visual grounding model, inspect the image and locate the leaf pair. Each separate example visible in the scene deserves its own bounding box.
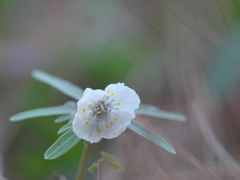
[10,70,84,160]
[10,70,82,122]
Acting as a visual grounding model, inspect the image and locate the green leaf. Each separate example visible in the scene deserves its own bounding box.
[100,152,124,171]
[128,120,176,154]
[88,152,124,174]
[32,70,83,100]
[54,115,71,123]
[57,121,72,135]
[137,105,186,122]
[64,101,77,110]
[88,162,99,174]
[207,32,240,98]
[10,104,74,122]
[44,130,80,160]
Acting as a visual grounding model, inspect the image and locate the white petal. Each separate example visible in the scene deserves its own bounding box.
[105,83,140,113]
[79,88,105,105]
[72,113,103,143]
[73,88,107,143]
[76,88,106,116]
[103,110,134,139]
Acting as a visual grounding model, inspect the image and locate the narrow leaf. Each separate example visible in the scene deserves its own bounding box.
[54,115,71,123]
[10,104,74,122]
[64,101,77,111]
[128,120,176,154]
[32,70,83,100]
[44,130,80,160]
[57,121,72,135]
[137,104,186,122]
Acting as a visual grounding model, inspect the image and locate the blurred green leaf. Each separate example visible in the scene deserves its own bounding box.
[208,30,240,97]
[137,104,186,122]
[57,121,72,135]
[232,0,240,21]
[128,120,176,154]
[44,130,80,160]
[8,80,82,180]
[10,104,74,122]
[88,161,99,174]
[100,152,124,171]
[0,0,16,10]
[32,70,83,100]
[88,152,123,174]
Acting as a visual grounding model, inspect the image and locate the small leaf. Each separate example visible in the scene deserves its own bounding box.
[137,104,186,122]
[88,152,124,174]
[128,120,176,154]
[88,162,98,174]
[10,104,74,122]
[44,129,80,160]
[57,121,72,135]
[101,152,124,171]
[32,70,83,100]
[54,115,71,123]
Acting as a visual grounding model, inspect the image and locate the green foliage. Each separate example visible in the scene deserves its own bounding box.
[88,161,100,174]
[57,121,72,135]
[32,70,83,100]
[8,82,82,180]
[232,0,240,21]
[73,43,147,87]
[100,152,124,171]
[137,104,186,122]
[88,151,124,174]
[54,115,72,123]
[44,130,81,160]
[10,104,74,122]
[129,120,176,154]
[0,0,15,8]
[208,30,240,97]
[84,57,134,87]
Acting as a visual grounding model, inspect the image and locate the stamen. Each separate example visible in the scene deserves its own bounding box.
[93,101,108,117]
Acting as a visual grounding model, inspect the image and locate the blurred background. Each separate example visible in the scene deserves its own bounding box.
[1,0,240,179]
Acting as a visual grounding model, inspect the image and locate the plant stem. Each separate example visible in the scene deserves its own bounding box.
[76,142,89,180]
[97,162,101,180]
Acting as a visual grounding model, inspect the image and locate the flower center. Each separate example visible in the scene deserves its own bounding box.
[93,101,108,117]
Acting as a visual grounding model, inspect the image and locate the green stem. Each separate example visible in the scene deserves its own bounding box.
[76,142,89,180]
[97,161,101,180]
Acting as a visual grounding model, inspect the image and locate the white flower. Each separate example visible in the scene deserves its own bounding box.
[72,83,141,143]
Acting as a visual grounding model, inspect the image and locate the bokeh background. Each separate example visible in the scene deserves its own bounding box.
[1,0,240,179]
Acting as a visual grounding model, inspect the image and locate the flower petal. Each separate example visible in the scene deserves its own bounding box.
[77,88,106,116]
[72,113,102,143]
[105,83,140,113]
[103,110,134,139]
[80,88,106,105]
